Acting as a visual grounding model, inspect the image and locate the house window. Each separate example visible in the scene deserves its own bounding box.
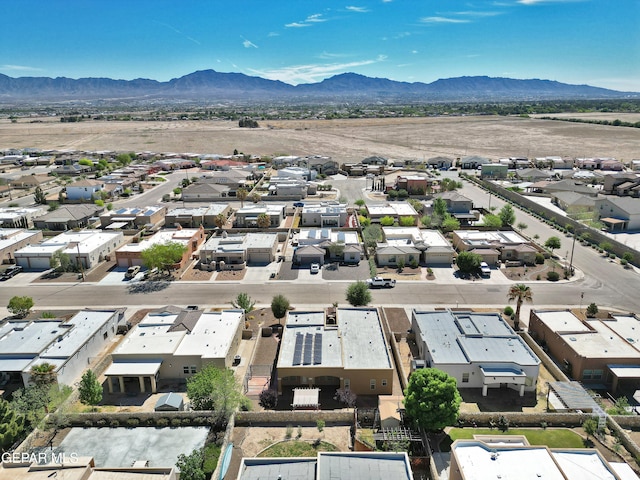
[190,366,197,374]
[370,379,376,390]
[381,379,387,387]
[183,366,190,374]
[103,332,108,340]
[462,373,470,383]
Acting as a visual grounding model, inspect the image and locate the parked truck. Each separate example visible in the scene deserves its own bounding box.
[366,276,396,288]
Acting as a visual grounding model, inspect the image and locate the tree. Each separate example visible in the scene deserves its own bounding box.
[29,362,57,386]
[441,214,460,232]
[622,252,634,263]
[115,153,132,166]
[50,250,72,273]
[231,293,255,313]
[7,295,34,318]
[433,197,448,218]
[456,251,482,274]
[404,368,461,432]
[0,398,25,451]
[482,214,502,228]
[517,222,528,231]
[176,448,206,480]
[545,236,561,255]
[582,417,598,441]
[34,186,47,205]
[362,224,383,249]
[499,204,516,227]
[586,302,598,318]
[271,295,290,325]
[186,365,245,419]
[236,188,248,208]
[213,213,227,229]
[507,284,533,331]
[250,192,261,203]
[334,387,357,407]
[346,281,371,307]
[256,213,270,229]
[355,199,365,207]
[141,241,187,274]
[78,369,102,409]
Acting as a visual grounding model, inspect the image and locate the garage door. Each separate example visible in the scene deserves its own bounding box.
[17,256,51,271]
[249,252,273,264]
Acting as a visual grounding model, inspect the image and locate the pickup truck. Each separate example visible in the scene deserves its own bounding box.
[366,277,396,288]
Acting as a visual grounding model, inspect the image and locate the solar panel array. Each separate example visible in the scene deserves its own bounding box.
[292,332,323,366]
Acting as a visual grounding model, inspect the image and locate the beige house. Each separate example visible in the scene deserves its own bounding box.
[105,306,244,394]
[199,232,278,268]
[277,308,394,397]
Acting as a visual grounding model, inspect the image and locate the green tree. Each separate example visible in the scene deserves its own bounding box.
[404,368,461,431]
[355,199,366,207]
[29,362,57,386]
[622,252,634,263]
[231,293,255,313]
[34,186,47,205]
[176,448,206,480]
[7,295,34,318]
[326,242,345,260]
[379,215,395,226]
[441,214,460,232]
[256,213,271,229]
[271,295,290,325]
[456,251,482,274]
[586,302,598,318]
[214,213,227,229]
[78,369,102,409]
[517,222,528,231]
[236,188,248,208]
[507,284,533,331]
[50,250,72,273]
[482,214,502,228]
[499,204,516,226]
[433,197,448,218]
[115,153,132,166]
[141,241,187,274]
[346,281,372,307]
[78,158,93,168]
[362,224,383,249]
[582,417,598,441]
[186,365,245,419]
[0,398,25,450]
[545,236,561,255]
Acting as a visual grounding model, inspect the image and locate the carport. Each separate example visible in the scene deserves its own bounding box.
[104,359,162,394]
[608,364,640,393]
[479,366,527,396]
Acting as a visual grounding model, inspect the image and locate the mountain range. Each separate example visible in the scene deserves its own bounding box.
[0,70,636,104]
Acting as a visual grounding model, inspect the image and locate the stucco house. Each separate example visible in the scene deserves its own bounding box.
[199,232,278,268]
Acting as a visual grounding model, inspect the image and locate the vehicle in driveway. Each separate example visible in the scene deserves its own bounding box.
[366,277,396,288]
[310,263,320,274]
[480,262,491,277]
[293,202,304,208]
[0,265,22,281]
[124,265,141,279]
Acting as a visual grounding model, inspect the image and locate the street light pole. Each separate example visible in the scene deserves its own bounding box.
[569,229,578,276]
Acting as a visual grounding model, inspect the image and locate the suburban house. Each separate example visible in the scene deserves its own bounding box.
[266,176,308,199]
[99,205,167,230]
[528,179,598,197]
[181,182,231,202]
[378,227,454,266]
[394,175,430,195]
[595,196,640,231]
[9,174,54,190]
[480,163,508,179]
[14,229,124,270]
[276,308,394,397]
[105,307,243,394]
[238,452,413,480]
[460,155,491,169]
[234,204,285,228]
[602,173,639,195]
[432,191,478,225]
[199,232,279,269]
[305,155,339,175]
[551,191,600,215]
[528,309,640,393]
[198,169,252,192]
[165,203,232,228]
[533,156,574,169]
[277,166,317,181]
[0,228,43,264]
[0,206,48,229]
[452,230,538,266]
[292,245,327,266]
[66,179,105,201]
[33,204,103,231]
[366,203,420,224]
[300,204,348,227]
[427,156,454,169]
[53,163,92,176]
[115,226,205,268]
[0,309,124,387]
[412,310,540,397]
[295,229,362,265]
[449,436,633,480]
[514,168,553,182]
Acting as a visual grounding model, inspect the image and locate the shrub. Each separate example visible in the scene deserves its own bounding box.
[586,303,598,318]
[127,418,140,427]
[503,306,514,317]
[427,267,433,276]
[171,418,182,427]
[409,258,419,269]
[535,253,545,264]
[259,389,278,409]
[285,425,293,439]
[316,419,325,432]
[156,418,169,427]
[547,271,560,282]
[109,420,120,428]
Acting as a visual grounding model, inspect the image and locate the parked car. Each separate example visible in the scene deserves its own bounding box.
[293,202,304,208]
[124,265,141,279]
[0,265,22,281]
[310,263,320,274]
[366,277,396,288]
[480,262,491,277]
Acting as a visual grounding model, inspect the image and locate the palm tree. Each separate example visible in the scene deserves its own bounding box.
[30,362,57,386]
[236,188,248,208]
[214,213,227,229]
[256,213,270,229]
[507,284,533,331]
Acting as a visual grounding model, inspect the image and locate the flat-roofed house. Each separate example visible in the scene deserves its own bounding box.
[115,226,205,268]
[366,203,419,224]
[277,308,394,396]
[234,204,285,228]
[165,204,231,228]
[199,232,278,268]
[528,309,640,393]
[0,228,43,264]
[0,309,124,387]
[100,205,166,229]
[412,309,540,396]
[0,206,48,228]
[300,204,348,228]
[66,179,105,200]
[105,307,243,394]
[14,229,124,270]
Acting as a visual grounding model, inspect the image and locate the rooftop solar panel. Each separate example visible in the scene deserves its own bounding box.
[313,333,322,364]
[303,333,313,365]
[292,333,303,365]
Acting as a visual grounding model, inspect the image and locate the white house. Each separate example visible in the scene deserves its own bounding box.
[300,204,348,227]
[66,179,105,200]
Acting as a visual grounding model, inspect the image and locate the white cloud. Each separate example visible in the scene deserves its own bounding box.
[517,0,583,4]
[346,6,370,13]
[411,50,418,54]
[318,51,351,59]
[242,38,258,48]
[285,22,311,28]
[420,16,471,24]
[249,57,385,85]
[0,64,43,72]
[268,32,279,37]
[306,13,326,23]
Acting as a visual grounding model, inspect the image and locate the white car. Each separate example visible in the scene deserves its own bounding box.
[480,262,491,277]
[310,263,321,274]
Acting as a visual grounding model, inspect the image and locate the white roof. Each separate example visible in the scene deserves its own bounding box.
[454,229,528,245]
[173,310,243,359]
[117,228,199,253]
[560,320,640,359]
[15,230,123,256]
[534,310,592,333]
[0,229,41,250]
[114,324,185,356]
[104,359,163,377]
[383,227,450,248]
[367,203,418,217]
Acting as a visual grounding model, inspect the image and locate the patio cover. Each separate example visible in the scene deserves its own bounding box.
[104,360,162,377]
[479,366,527,385]
[608,365,640,379]
[292,387,320,409]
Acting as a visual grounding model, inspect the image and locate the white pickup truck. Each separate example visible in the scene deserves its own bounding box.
[366,277,396,288]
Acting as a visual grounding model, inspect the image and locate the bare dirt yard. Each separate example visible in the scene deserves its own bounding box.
[1,115,639,162]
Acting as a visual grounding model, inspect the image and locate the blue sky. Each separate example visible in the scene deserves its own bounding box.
[2,1,639,91]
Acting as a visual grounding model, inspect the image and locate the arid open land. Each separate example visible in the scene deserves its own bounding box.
[1,115,638,161]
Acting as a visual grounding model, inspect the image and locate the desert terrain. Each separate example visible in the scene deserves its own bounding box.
[1,115,638,163]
